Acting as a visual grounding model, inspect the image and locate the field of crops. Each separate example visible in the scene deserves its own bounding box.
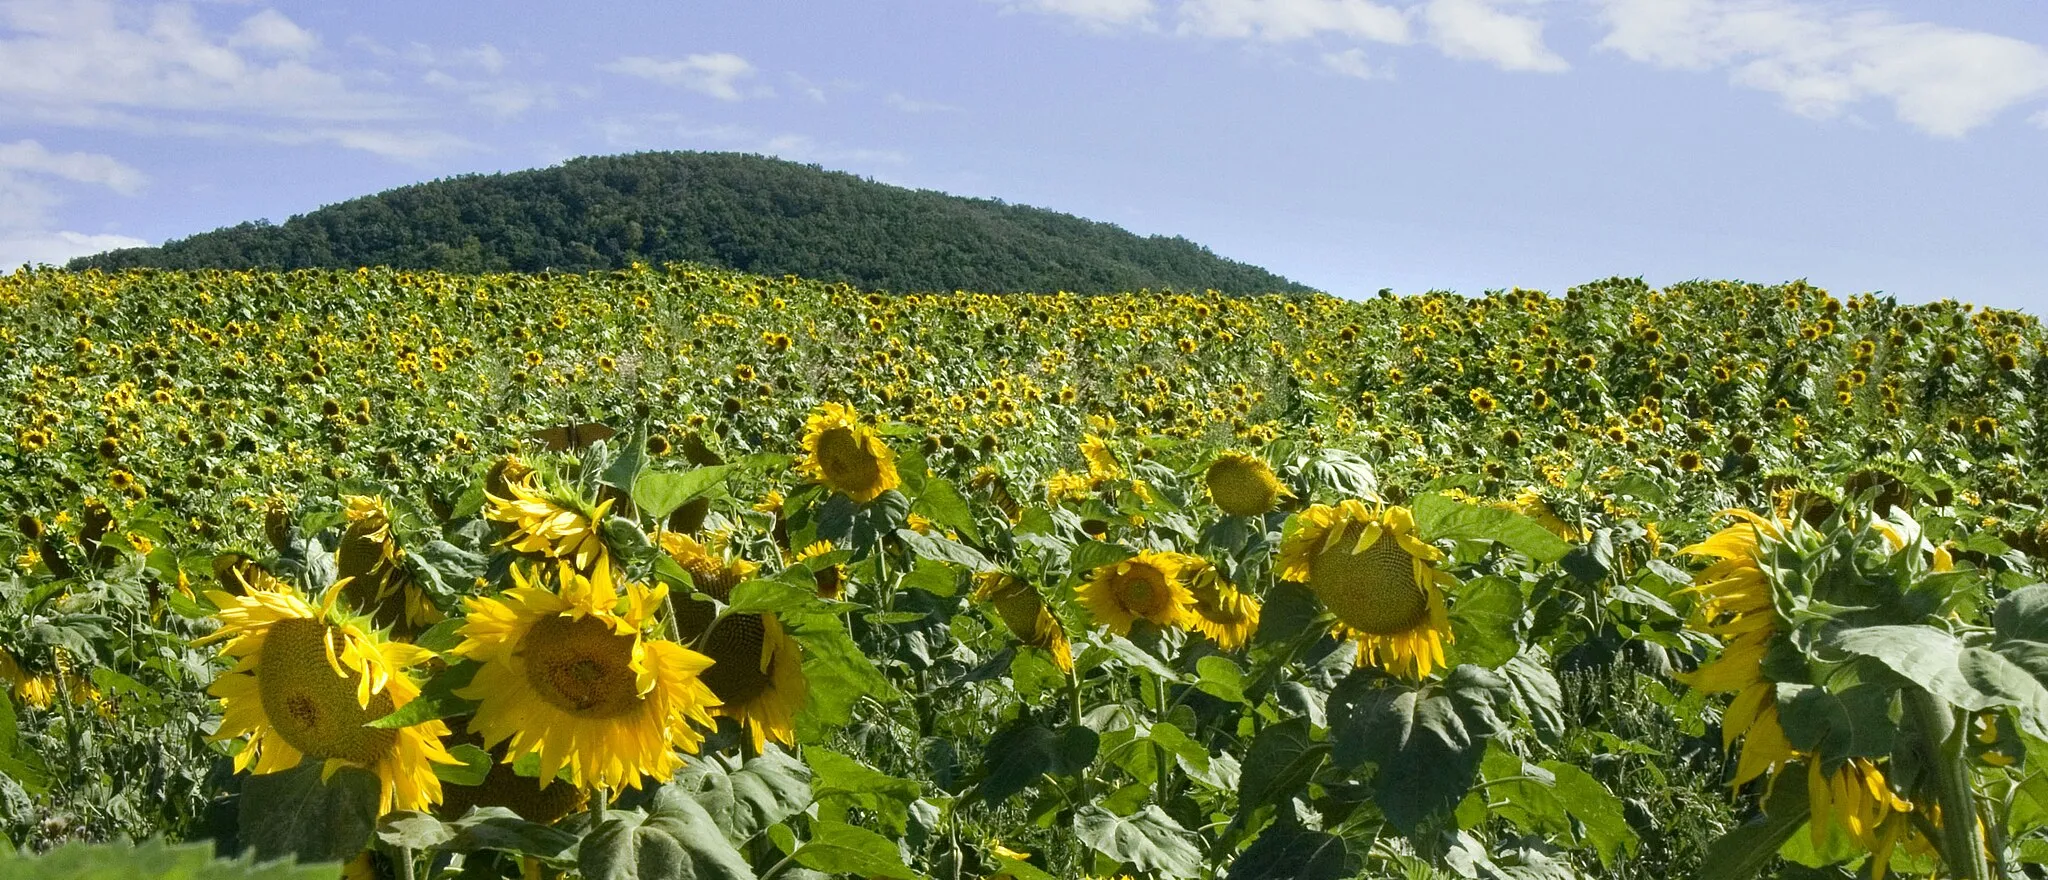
[3,265,2047,879]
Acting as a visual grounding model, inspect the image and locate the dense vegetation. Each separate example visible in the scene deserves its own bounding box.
[64,152,1310,295]
[4,265,2048,880]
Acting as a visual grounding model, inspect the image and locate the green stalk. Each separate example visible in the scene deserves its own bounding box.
[1067,666,1085,730]
[1152,671,1172,806]
[1907,687,1988,880]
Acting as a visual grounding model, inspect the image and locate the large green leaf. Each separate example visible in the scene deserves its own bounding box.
[633,466,737,520]
[1995,584,2048,643]
[0,691,48,794]
[1776,683,1897,768]
[0,839,340,880]
[1329,665,1512,833]
[911,478,983,545]
[441,807,579,861]
[1449,576,1523,668]
[370,660,479,728]
[669,748,812,845]
[1827,625,1997,712]
[1073,805,1204,880]
[1235,717,1325,815]
[1224,823,1354,880]
[977,721,1094,805]
[785,605,896,738]
[1500,649,1564,740]
[1537,760,1639,867]
[1413,492,1571,563]
[1960,643,2048,741]
[809,748,921,836]
[1699,767,1811,880]
[791,820,922,880]
[578,791,756,880]
[237,762,380,864]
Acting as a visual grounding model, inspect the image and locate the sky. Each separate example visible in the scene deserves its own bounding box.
[1,0,2045,310]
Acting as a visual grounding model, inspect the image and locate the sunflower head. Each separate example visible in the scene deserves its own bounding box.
[973,572,1073,672]
[660,533,760,602]
[1205,451,1290,517]
[1182,558,1260,651]
[337,495,443,635]
[198,584,456,815]
[799,403,900,503]
[695,612,807,753]
[1080,435,1123,484]
[486,473,615,574]
[452,563,720,791]
[1078,550,1193,636]
[1278,502,1453,678]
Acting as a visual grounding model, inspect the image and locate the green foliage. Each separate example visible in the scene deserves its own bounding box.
[0,839,340,880]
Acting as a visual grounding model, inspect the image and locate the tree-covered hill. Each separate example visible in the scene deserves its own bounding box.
[67,151,1312,295]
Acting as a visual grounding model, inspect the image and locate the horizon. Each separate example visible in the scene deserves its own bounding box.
[2,0,2044,310]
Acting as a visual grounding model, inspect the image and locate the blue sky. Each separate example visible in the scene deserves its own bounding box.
[1,0,2044,310]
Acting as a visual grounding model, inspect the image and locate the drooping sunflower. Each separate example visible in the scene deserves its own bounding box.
[799,403,900,503]
[1675,510,1795,788]
[792,540,845,600]
[1181,558,1260,651]
[1078,551,1194,636]
[1079,435,1124,484]
[1278,502,1453,679]
[486,473,613,574]
[337,495,444,635]
[973,572,1073,672]
[1204,450,1290,517]
[452,562,720,791]
[197,584,458,815]
[1806,757,1927,879]
[693,611,807,753]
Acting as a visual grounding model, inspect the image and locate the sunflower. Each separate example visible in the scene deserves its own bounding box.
[1181,558,1260,651]
[337,496,443,635]
[1675,510,1794,788]
[1278,502,1453,679]
[693,611,807,752]
[197,584,457,815]
[792,540,845,600]
[1080,435,1123,484]
[452,562,720,791]
[973,572,1073,672]
[1807,758,1927,879]
[486,473,613,574]
[1078,551,1193,636]
[660,533,760,600]
[799,403,900,503]
[1204,451,1290,517]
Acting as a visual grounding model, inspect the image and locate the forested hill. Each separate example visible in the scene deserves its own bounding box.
[67,151,1311,295]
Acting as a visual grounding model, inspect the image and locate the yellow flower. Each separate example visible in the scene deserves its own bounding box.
[973,572,1073,672]
[452,562,720,791]
[1806,758,1925,879]
[1181,557,1260,650]
[196,584,458,815]
[486,474,613,574]
[337,495,444,634]
[1278,502,1453,679]
[693,611,807,753]
[1045,470,1093,505]
[799,403,900,503]
[1674,510,1794,789]
[1080,435,1123,484]
[1204,450,1290,517]
[1078,551,1193,636]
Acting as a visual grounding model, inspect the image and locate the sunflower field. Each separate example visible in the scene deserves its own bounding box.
[3,265,2048,880]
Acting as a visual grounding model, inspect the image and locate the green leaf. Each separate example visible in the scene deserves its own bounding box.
[434,743,494,786]
[1329,665,1512,833]
[1074,805,1204,879]
[726,579,822,615]
[1776,683,1897,769]
[1412,492,1571,563]
[1235,717,1326,814]
[1995,584,2048,643]
[1699,764,1811,880]
[809,748,922,836]
[579,790,756,880]
[791,820,923,880]
[634,466,737,520]
[786,606,896,737]
[1450,575,1523,668]
[894,529,991,570]
[1195,655,1248,704]
[1500,649,1565,740]
[599,424,648,495]
[912,478,983,545]
[1961,643,2048,741]
[978,722,1061,806]
[370,660,480,728]
[1537,760,1639,867]
[1224,824,1356,880]
[1071,541,1136,577]
[377,811,456,850]
[237,762,380,864]
[0,839,342,880]
[1301,448,1379,499]
[443,807,580,860]
[1827,625,1997,712]
[670,748,812,846]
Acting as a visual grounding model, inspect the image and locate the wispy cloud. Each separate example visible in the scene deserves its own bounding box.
[603,53,767,101]
[1595,0,2048,137]
[1421,0,1566,72]
[1006,0,1159,29]
[0,140,149,268]
[886,92,961,114]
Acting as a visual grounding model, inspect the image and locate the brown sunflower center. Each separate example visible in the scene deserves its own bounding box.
[1112,565,1173,619]
[698,614,771,707]
[1207,459,1280,516]
[519,615,644,718]
[815,426,880,490]
[1310,530,1428,636]
[256,617,397,764]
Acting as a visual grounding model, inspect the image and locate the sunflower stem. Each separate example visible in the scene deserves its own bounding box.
[1067,667,1084,730]
[1152,671,1172,806]
[397,845,416,880]
[1907,687,1988,880]
[591,785,610,823]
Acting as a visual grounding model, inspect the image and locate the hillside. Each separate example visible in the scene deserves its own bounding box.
[65,151,1311,294]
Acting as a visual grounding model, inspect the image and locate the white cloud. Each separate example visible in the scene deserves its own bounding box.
[0,140,149,269]
[0,139,147,194]
[1596,0,2048,137]
[603,53,765,101]
[228,8,314,56]
[0,230,150,270]
[1322,47,1386,79]
[1176,0,1411,44]
[1421,0,1566,72]
[886,92,960,113]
